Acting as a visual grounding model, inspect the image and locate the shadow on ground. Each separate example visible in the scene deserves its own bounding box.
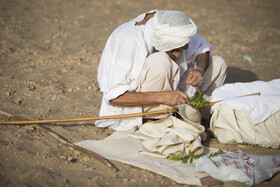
[225,67,258,83]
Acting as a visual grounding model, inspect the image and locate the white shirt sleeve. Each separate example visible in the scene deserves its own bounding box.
[96,12,154,132]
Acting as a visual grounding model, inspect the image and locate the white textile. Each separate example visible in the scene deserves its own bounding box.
[96,10,212,132]
[210,104,280,148]
[211,79,280,125]
[128,104,205,158]
[151,10,197,52]
[96,10,156,132]
[75,131,221,185]
[196,150,280,186]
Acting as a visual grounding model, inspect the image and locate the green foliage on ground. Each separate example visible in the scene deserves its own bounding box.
[167,149,225,164]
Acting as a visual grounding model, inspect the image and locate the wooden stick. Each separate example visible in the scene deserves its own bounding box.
[0,107,178,125]
[208,92,260,106]
[0,110,118,172]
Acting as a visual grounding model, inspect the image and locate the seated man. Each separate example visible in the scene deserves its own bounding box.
[96,10,227,132]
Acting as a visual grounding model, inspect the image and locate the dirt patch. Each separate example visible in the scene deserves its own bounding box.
[0,0,279,186]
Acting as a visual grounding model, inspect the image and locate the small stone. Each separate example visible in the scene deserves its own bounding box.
[28,68,34,72]
[61,68,68,73]
[82,156,91,162]
[73,150,80,156]
[67,156,73,161]
[67,88,73,92]
[60,155,67,160]
[14,98,23,105]
[24,125,35,131]
[87,85,92,90]
[84,167,93,171]
[51,95,56,101]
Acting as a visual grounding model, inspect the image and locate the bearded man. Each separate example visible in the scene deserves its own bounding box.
[96,10,227,131]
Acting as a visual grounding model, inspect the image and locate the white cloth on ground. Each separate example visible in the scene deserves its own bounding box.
[96,11,212,132]
[210,79,280,148]
[210,104,280,148]
[196,150,280,186]
[211,79,280,125]
[128,104,205,158]
[75,130,221,185]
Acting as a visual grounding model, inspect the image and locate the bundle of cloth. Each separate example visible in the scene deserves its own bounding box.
[128,104,206,158]
[210,79,280,148]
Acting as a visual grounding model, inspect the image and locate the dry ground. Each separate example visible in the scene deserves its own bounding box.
[0,0,280,186]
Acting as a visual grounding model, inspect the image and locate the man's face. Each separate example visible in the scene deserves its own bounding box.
[166,44,189,60]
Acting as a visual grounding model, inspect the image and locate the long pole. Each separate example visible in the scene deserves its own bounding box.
[0,108,178,125]
[0,92,260,125]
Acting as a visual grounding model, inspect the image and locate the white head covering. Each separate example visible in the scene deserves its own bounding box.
[151,10,197,52]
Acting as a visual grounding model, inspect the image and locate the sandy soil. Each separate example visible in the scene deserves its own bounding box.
[0,0,280,186]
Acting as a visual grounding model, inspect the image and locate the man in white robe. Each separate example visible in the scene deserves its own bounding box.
[96,10,227,132]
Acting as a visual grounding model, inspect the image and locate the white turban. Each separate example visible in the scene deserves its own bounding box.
[151,10,197,52]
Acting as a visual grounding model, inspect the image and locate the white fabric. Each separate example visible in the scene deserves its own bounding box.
[75,131,221,185]
[96,10,212,132]
[196,150,280,186]
[151,10,197,52]
[128,105,205,158]
[96,10,156,132]
[211,79,280,125]
[210,104,280,148]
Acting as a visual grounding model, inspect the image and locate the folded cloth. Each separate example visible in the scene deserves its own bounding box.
[128,104,206,158]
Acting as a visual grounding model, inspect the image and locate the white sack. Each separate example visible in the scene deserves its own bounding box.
[196,150,280,186]
[210,79,280,148]
[211,79,280,125]
[210,104,280,148]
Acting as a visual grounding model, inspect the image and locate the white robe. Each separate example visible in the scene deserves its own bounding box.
[96,11,212,132]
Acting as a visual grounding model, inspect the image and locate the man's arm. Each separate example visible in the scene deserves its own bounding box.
[186,51,210,87]
[110,90,189,107]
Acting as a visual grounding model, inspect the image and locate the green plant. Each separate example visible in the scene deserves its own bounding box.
[209,149,225,157]
[168,150,199,164]
[189,89,210,109]
[167,149,225,164]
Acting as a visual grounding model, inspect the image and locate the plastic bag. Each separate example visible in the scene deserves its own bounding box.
[196,150,280,186]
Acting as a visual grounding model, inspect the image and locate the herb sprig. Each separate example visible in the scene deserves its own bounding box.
[189,89,210,109]
[168,149,225,164]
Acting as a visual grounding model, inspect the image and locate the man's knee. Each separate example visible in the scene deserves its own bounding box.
[145,52,173,78]
[211,56,227,72]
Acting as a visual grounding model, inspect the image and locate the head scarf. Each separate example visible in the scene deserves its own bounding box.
[151,10,197,52]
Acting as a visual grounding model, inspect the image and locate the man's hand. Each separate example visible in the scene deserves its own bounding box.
[186,70,203,87]
[161,90,190,106]
[186,52,210,87]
